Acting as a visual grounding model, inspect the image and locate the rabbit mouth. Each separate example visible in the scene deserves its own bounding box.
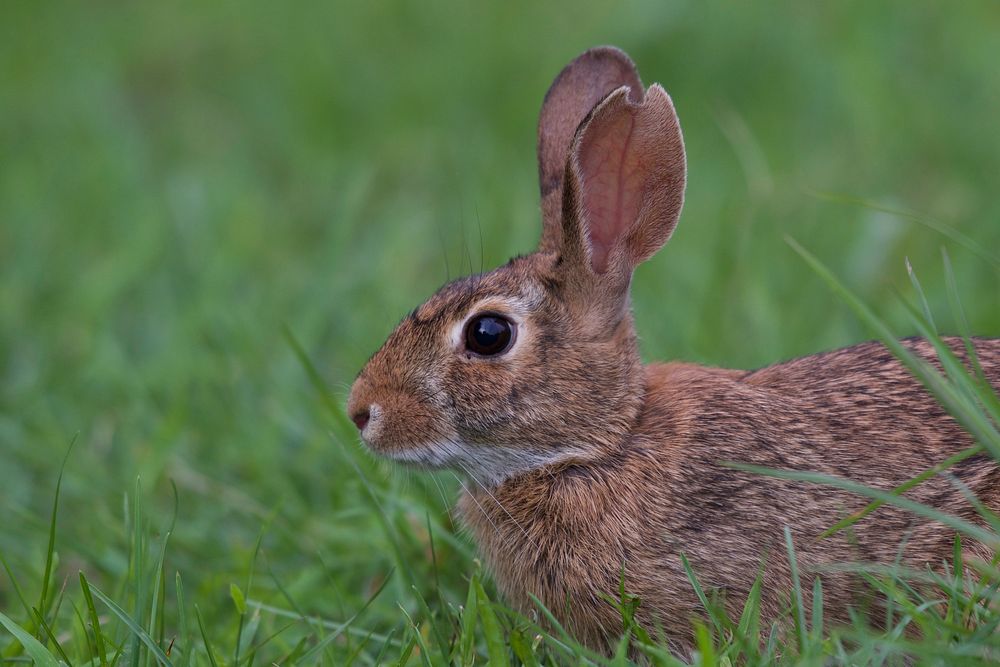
[382,438,589,487]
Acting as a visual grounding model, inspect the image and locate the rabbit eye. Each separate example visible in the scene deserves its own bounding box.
[464,314,515,357]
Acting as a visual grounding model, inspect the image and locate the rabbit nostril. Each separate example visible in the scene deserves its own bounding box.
[351,408,371,431]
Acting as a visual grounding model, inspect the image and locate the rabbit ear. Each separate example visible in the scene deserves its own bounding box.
[560,83,686,282]
[537,47,643,254]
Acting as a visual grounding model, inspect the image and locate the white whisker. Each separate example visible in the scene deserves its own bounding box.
[458,462,542,559]
[450,472,520,554]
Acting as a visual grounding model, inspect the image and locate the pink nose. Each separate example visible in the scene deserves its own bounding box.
[351,408,370,431]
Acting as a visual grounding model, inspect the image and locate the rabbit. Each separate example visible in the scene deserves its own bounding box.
[347,46,1000,653]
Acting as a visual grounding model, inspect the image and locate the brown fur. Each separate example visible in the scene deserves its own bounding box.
[347,46,1000,654]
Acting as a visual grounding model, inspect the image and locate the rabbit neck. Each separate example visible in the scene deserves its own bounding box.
[456,442,651,647]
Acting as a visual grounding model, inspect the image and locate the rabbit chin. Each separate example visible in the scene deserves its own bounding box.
[383,439,589,488]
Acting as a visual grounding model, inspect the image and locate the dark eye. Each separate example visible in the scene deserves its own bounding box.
[464,314,515,356]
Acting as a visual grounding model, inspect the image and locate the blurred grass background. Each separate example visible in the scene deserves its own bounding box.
[1,0,999,661]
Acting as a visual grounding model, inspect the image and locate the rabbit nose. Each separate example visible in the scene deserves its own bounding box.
[351,407,371,431]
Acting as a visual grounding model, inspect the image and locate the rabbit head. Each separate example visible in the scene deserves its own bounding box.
[348,47,686,485]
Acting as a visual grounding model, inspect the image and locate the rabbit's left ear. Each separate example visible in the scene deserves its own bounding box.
[559,83,686,282]
[537,47,643,255]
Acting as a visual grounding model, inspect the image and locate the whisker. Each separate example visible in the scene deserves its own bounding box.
[437,210,451,283]
[450,470,518,553]
[429,472,455,515]
[459,462,542,560]
[475,205,485,277]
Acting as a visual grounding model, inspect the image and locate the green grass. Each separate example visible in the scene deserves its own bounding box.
[2,1,1000,664]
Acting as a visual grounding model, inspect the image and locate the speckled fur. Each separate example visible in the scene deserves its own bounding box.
[348,47,1000,654]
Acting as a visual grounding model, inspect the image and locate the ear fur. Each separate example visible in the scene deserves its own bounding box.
[537,47,643,254]
[562,82,686,280]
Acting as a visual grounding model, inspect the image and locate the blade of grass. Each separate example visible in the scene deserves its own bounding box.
[393,633,417,667]
[899,314,1000,460]
[425,511,453,638]
[193,605,218,667]
[146,531,171,667]
[0,610,60,667]
[30,607,72,665]
[129,477,145,667]
[343,625,375,667]
[46,575,69,644]
[234,523,268,666]
[71,601,94,662]
[474,577,509,667]
[331,433,419,587]
[820,445,982,538]
[88,582,174,667]
[896,289,1000,430]
[371,626,398,667]
[508,628,541,667]
[174,573,190,667]
[693,621,716,666]
[38,434,77,627]
[526,594,602,664]
[398,606,433,667]
[736,573,763,658]
[784,528,808,654]
[787,237,1000,459]
[283,326,357,439]
[265,556,330,655]
[282,636,310,664]
[296,568,394,664]
[459,570,478,666]
[728,463,1000,549]
[80,572,110,667]
[245,601,402,644]
[238,619,295,666]
[0,553,35,629]
[804,190,1000,270]
[680,553,726,638]
[290,328,421,596]
[498,604,600,665]
[408,582,450,663]
[236,610,260,666]
[904,258,935,331]
[811,576,824,645]
[942,248,1000,419]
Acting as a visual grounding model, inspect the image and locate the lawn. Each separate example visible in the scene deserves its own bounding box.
[2,1,1000,664]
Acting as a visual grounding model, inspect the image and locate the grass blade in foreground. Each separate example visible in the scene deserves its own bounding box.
[727,463,1000,549]
[942,248,1000,419]
[80,571,110,667]
[804,191,1000,270]
[786,237,1000,459]
[784,528,808,655]
[87,580,174,667]
[0,610,60,667]
[474,575,510,667]
[296,567,394,664]
[39,436,78,626]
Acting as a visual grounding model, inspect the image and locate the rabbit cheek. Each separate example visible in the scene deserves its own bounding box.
[448,364,519,437]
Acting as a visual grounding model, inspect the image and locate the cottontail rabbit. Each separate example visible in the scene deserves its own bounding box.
[347,46,1000,652]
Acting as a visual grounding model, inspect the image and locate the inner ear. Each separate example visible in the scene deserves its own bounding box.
[569,84,686,276]
[578,96,645,274]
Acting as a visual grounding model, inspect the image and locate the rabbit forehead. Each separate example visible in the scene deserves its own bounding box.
[411,256,548,326]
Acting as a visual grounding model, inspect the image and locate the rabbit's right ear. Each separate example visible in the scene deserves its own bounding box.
[537,47,643,254]
[556,81,686,301]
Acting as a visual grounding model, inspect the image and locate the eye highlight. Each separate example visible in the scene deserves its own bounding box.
[464,314,515,357]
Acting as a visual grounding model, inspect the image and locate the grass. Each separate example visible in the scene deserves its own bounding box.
[2,0,1000,664]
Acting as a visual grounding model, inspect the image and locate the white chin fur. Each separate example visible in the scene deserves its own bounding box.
[385,439,586,487]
